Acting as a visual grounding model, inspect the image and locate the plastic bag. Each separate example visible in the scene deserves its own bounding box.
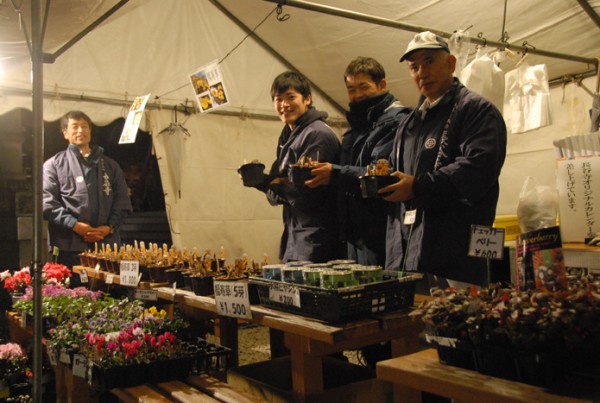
[516,176,558,233]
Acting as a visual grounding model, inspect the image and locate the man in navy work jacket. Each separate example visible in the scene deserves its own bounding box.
[43,110,132,280]
[307,56,410,266]
[253,71,341,263]
[381,32,507,290]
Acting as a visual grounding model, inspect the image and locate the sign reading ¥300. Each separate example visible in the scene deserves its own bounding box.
[213,280,252,319]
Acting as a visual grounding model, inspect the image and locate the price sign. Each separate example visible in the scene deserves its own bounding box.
[48,349,58,367]
[214,280,252,319]
[119,260,140,287]
[59,349,71,365]
[72,354,87,378]
[79,270,89,284]
[106,273,114,284]
[468,225,505,260]
[268,282,301,307]
[133,289,158,301]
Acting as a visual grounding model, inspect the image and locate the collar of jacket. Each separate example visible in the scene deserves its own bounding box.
[346,92,396,130]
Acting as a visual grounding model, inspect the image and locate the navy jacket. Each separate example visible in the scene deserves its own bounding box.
[386,79,506,285]
[43,145,132,253]
[332,92,409,265]
[264,108,341,263]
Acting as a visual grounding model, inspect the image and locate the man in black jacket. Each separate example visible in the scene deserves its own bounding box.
[307,57,409,266]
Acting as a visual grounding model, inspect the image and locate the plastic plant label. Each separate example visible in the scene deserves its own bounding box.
[79,270,89,284]
[106,273,114,284]
[72,354,87,378]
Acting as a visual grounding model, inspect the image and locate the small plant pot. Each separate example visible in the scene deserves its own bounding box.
[288,165,314,187]
[238,162,265,187]
[359,175,399,198]
[191,275,215,296]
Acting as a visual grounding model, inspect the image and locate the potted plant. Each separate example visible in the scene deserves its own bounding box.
[411,274,600,386]
[1,268,32,303]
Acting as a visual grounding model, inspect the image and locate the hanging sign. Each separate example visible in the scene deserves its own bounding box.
[214,280,252,319]
[119,94,150,144]
[189,60,230,113]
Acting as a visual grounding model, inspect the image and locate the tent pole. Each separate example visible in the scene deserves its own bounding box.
[575,0,600,30]
[31,0,44,400]
[265,0,598,68]
[210,0,346,115]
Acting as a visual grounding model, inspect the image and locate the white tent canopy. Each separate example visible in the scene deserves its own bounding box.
[0,0,599,262]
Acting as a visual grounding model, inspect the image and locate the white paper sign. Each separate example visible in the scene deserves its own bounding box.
[48,349,58,367]
[79,270,89,284]
[268,282,301,307]
[59,349,71,365]
[468,225,505,260]
[213,280,252,319]
[189,60,230,113]
[119,94,150,144]
[106,273,114,284]
[119,260,140,287]
[556,157,600,242]
[133,289,158,301]
[72,354,87,378]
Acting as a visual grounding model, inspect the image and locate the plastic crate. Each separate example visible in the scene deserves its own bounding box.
[249,271,422,323]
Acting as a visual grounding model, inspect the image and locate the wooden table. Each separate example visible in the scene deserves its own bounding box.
[156,286,425,398]
[377,348,599,403]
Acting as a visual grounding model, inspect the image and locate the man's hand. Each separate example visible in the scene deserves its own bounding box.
[305,162,332,188]
[74,222,111,243]
[381,171,415,202]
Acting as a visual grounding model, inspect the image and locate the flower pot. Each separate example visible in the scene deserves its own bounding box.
[238,162,265,187]
[426,335,477,371]
[191,275,215,296]
[147,265,170,283]
[359,175,399,198]
[166,268,185,288]
[474,344,519,381]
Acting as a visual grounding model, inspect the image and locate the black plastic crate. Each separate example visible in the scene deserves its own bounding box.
[249,272,421,323]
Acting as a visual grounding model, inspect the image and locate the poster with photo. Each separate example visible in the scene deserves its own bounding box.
[119,94,151,144]
[189,60,229,113]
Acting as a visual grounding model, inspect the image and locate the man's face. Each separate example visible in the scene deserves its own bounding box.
[63,118,91,150]
[345,72,387,103]
[273,88,310,128]
[406,49,456,102]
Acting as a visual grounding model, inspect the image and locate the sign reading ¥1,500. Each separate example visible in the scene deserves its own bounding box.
[119,260,140,287]
[268,282,300,308]
[213,280,252,319]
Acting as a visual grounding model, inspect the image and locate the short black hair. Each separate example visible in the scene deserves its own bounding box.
[270,71,312,106]
[344,57,386,85]
[60,110,92,131]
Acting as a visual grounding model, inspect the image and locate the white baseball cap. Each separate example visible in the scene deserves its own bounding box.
[400,31,450,62]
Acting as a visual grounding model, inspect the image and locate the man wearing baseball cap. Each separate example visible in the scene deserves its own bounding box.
[380,31,507,290]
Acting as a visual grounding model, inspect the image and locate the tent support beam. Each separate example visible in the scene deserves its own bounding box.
[209,0,346,115]
[0,85,351,127]
[575,0,600,30]
[265,0,598,68]
[43,0,130,63]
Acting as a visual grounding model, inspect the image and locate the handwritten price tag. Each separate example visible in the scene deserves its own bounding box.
[213,280,252,319]
[79,270,88,284]
[468,225,505,260]
[133,289,158,301]
[119,260,140,287]
[268,282,301,307]
[106,273,114,284]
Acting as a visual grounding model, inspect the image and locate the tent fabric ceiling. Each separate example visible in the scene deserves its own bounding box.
[0,0,598,118]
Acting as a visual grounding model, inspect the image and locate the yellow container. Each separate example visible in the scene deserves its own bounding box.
[493,214,521,241]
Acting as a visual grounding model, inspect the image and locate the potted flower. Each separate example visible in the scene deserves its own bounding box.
[1,268,32,302]
[411,274,600,387]
[41,262,72,287]
[0,342,31,398]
